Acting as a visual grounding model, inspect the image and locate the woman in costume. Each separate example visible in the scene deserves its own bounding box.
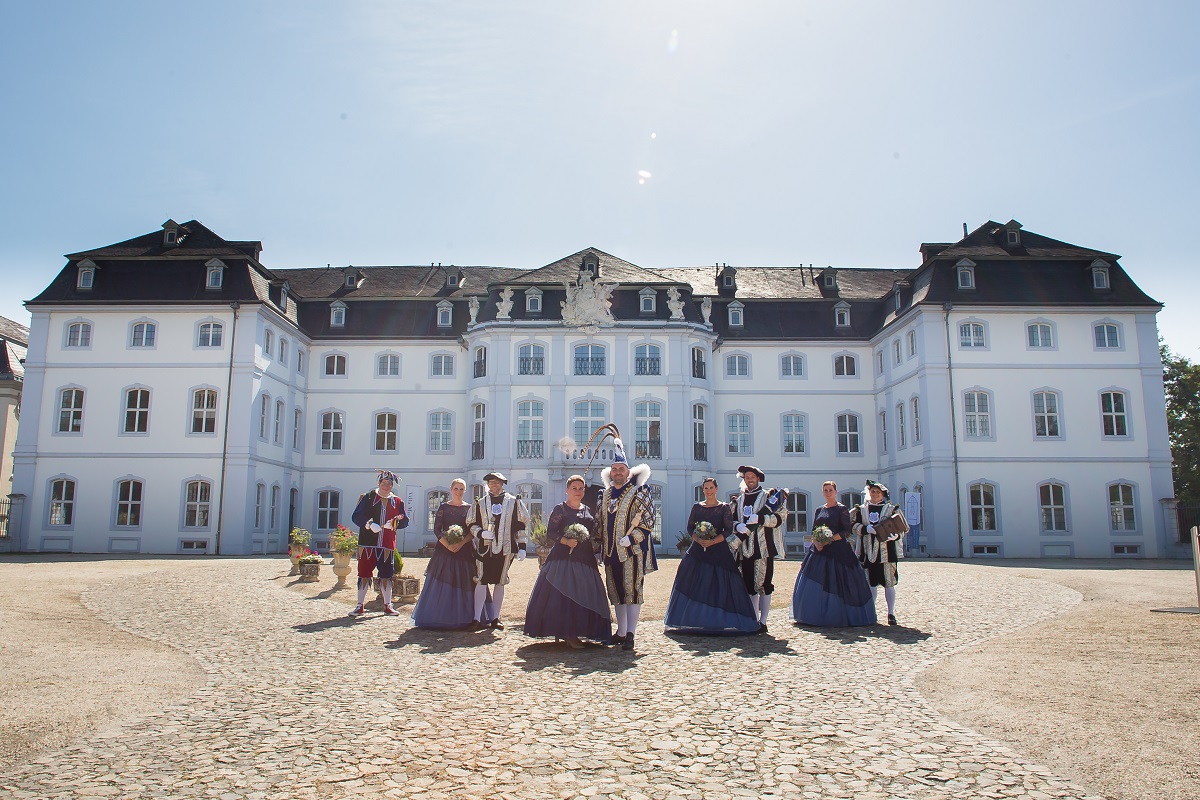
[664,477,760,635]
[851,479,909,626]
[523,475,612,648]
[791,480,876,627]
[411,478,476,630]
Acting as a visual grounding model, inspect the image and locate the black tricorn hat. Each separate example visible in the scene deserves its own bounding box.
[483,471,508,483]
[738,465,765,481]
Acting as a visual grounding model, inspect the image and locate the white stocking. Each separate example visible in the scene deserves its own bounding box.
[614,604,628,637]
[356,581,368,607]
[382,580,393,609]
[491,584,506,617]
[759,593,772,623]
[748,594,760,615]
[473,584,488,621]
[884,586,897,615]
[627,604,641,633]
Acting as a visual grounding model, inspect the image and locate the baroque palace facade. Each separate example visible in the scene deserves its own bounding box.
[5,219,1184,559]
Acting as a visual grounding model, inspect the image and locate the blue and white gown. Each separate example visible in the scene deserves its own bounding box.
[411,503,476,629]
[523,503,612,642]
[664,502,760,635]
[791,503,877,627]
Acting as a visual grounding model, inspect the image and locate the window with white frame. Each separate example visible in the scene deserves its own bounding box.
[320,411,344,451]
[836,413,860,454]
[116,479,143,527]
[634,344,661,376]
[1033,391,1061,438]
[184,480,211,528]
[130,321,156,348]
[58,388,84,433]
[634,400,662,459]
[911,397,921,443]
[639,287,657,314]
[270,485,281,532]
[728,302,744,328]
[1027,322,1053,348]
[253,485,262,529]
[969,482,997,531]
[648,484,663,543]
[206,261,224,289]
[274,399,284,444]
[516,400,545,459]
[377,353,400,377]
[296,349,304,374]
[66,321,92,348]
[473,346,487,378]
[573,400,606,446]
[959,322,986,348]
[437,301,453,328]
[1101,391,1128,436]
[77,263,95,289]
[691,347,707,379]
[782,413,806,454]
[518,483,544,526]
[324,354,346,376]
[1092,263,1110,289]
[876,350,884,375]
[263,329,273,358]
[124,388,150,434]
[692,404,707,461]
[834,354,856,377]
[197,321,223,347]
[518,343,545,375]
[1094,323,1120,349]
[49,478,75,525]
[574,344,606,376]
[781,354,804,378]
[1108,483,1136,531]
[893,339,901,364]
[879,410,888,454]
[258,394,270,439]
[963,390,992,438]
[472,403,486,460]
[317,490,340,530]
[427,489,449,529]
[330,303,346,328]
[429,411,453,452]
[293,409,302,449]
[957,262,975,289]
[834,302,851,328]
[431,353,454,377]
[785,492,808,534]
[279,338,288,365]
[726,354,748,377]
[1039,482,1067,531]
[906,330,917,358]
[897,403,906,447]
[375,412,398,452]
[526,288,542,314]
[727,413,751,455]
[840,490,863,508]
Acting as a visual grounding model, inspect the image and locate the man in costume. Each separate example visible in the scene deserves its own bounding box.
[598,438,656,651]
[850,479,909,626]
[731,465,788,633]
[467,471,529,629]
[349,470,409,617]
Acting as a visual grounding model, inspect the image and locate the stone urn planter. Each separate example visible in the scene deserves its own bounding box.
[331,551,354,587]
[392,575,421,603]
[288,544,306,575]
[298,560,322,582]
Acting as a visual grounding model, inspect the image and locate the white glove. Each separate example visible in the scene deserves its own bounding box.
[482,530,495,541]
[866,525,876,535]
[516,549,527,561]
[368,522,382,534]
[747,514,759,525]
[619,536,632,547]
[735,523,749,535]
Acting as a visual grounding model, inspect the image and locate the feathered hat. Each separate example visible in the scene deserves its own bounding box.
[580,424,652,488]
[376,469,400,485]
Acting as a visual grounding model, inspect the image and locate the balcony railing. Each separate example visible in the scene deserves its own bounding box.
[634,357,661,376]
[473,360,486,378]
[518,356,545,375]
[574,357,606,376]
[693,441,708,461]
[471,441,485,461]
[516,440,544,459]
[635,439,662,459]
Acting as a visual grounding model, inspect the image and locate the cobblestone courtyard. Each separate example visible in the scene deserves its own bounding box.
[1,556,1195,800]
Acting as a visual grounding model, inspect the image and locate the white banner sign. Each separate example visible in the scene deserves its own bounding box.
[905,491,922,525]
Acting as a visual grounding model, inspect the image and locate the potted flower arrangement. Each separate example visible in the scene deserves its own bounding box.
[297,550,324,582]
[329,525,358,587]
[529,515,551,567]
[288,528,312,574]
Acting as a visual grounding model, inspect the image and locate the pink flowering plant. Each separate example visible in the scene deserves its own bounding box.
[329,525,358,554]
[298,549,324,565]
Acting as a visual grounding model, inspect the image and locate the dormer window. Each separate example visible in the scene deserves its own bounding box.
[639,287,657,314]
[526,287,543,314]
[723,275,735,288]
[834,300,851,328]
[1004,220,1023,247]
[1091,260,1110,290]
[205,258,226,290]
[819,267,838,292]
[1007,230,1019,245]
[437,300,453,328]
[581,255,599,278]
[76,258,96,290]
[330,301,346,328]
[824,275,835,288]
[162,219,182,247]
[956,258,976,290]
[728,301,744,328]
[446,270,461,289]
[345,274,356,288]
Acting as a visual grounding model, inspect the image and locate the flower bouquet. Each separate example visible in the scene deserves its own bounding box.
[811,525,834,547]
[561,522,590,542]
[693,521,719,541]
[443,524,465,545]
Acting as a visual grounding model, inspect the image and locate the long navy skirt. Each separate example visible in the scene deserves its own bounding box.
[664,541,759,635]
[523,543,611,641]
[411,544,475,630]
[791,539,877,627]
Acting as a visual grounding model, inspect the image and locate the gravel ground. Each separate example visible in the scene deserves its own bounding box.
[0,553,1195,799]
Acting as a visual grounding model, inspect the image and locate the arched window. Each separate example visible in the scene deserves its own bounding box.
[516,400,544,459]
[48,478,76,526]
[185,480,212,528]
[634,344,661,376]
[634,400,662,459]
[124,388,151,434]
[1038,482,1068,531]
[518,343,545,375]
[191,389,218,434]
[969,482,997,531]
[574,344,606,376]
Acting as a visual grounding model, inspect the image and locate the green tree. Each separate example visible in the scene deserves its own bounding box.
[1162,344,1200,503]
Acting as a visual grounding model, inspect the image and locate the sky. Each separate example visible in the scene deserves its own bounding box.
[1,1,1197,356]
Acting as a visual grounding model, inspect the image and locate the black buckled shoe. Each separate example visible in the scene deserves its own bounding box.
[887,614,898,626]
[490,619,504,630]
[622,632,635,651]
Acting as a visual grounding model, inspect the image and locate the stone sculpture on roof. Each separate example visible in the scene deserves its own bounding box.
[468,296,480,326]
[667,286,685,320]
[701,296,713,327]
[561,270,617,331]
[496,287,514,320]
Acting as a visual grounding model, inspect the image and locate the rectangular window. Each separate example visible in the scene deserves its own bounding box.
[782,414,805,454]
[964,391,991,438]
[254,484,264,529]
[317,490,340,530]
[879,410,888,454]
[131,322,156,347]
[1033,391,1060,437]
[270,485,281,532]
[906,330,917,357]
[726,355,748,377]
[274,400,284,444]
[785,492,807,534]
[1039,483,1067,531]
[259,395,269,439]
[49,479,75,525]
[911,397,921,443]
[321,412,343,451]
[959,322,985,348]
[692,405,707,461]
[116,479,143,527]
[896,403,906,447]
[325,354,346,376]
[378,354,400,377]
[518,344,545,375]
[1027,323,1053,348]
[293,410,302,449]
[432,354,454,376]
[516,401,545,459]
[429,411,453,452]
[834,355,856,376]
[1095,324,1120,348]
[58,389,84,433]
[198,322,222,347]
[781,355,803,377]
[473,403,486,461]
[1101,391,1128,436]
[573,400,606,447]
[893,340,901,364]
[837,413,860,454]
[1109,483,1136,531]
[573,345,606,376]
[474,348,487,378]
[66,322,91,348]
[969,483,996,531]
[192,389,217,434]
[727,413,750,455]
[124,389,150,433]
[376,412,398,452]
[634,344,661,376]
[634,400,662,459]
[691,347,707,379]
[185,480,211,528]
